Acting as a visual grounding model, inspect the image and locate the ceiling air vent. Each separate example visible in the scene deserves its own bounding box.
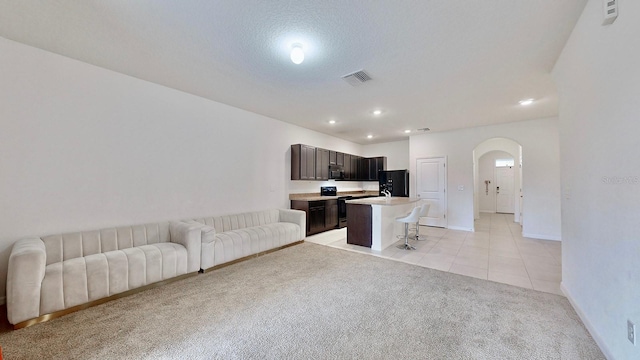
[342,70,372,87]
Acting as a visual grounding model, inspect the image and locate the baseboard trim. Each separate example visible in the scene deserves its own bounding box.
[447,226,473,232]
[561,282,613,360]
[203,240,305,273]
[522,232,561,241]
[13,271,198,330]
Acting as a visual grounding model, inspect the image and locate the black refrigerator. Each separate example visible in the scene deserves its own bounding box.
[378,170,409,197]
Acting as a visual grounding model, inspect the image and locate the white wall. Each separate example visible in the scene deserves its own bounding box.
[409,118,561,238]
[362,140,409,170]
[552,1,640,358]
[478,151,512,212]
[0,37,366,300]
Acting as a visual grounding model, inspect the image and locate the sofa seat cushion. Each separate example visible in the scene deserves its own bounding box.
[212,223,300,266]
[39,242,187,315]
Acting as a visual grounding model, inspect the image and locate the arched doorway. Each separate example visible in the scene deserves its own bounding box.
[472,138,522,228]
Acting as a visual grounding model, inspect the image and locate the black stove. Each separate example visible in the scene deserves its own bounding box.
[320,186,337,197]
[321,186,350,228]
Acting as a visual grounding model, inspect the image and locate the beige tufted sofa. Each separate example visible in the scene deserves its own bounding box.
[6,221,201,328]
[190,209,305,271]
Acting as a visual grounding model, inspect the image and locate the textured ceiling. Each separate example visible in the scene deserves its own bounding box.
[0,1,587,144]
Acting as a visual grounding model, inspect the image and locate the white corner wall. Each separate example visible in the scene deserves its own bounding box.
[0,37,365,300]
[409,118,561,238]
[552,1,640,358]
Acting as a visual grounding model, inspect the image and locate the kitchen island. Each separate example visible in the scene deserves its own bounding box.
[345,197,421,251]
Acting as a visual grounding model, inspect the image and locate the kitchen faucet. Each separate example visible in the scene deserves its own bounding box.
[382,189,391,198]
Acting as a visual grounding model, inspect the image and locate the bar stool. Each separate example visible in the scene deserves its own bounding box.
[396,206,421,250]
[414,203,431,241]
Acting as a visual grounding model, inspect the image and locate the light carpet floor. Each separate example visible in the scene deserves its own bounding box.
[0,243,603,359]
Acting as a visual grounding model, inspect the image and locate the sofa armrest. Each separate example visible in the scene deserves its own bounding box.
[169,221,202,273]
[185,220,217,271]
[279,209,306,240]
[7,238,47,325]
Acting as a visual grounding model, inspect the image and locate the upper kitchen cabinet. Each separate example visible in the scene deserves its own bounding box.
[343,154,351,180]
[316,148,330,180]
[329,151,337,165]
[290,144,386,181]
[291,144,316,180]
[369,156,387,180]
[353,155,363,180]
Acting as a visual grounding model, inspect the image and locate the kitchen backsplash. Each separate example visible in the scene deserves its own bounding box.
[288,180,366,194]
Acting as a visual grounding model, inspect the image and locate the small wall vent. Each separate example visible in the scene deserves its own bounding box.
[342,70,372,86]
[602,0,618,25]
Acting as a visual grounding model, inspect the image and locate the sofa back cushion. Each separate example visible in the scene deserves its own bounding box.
[41,222,171,265]
[193,210,280,233]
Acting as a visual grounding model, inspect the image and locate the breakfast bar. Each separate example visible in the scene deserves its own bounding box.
[345,196,421,251]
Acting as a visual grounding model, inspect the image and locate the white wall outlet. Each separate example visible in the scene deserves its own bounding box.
[457,185,464,191]
[628,319,636,345]
[602,0,618,26]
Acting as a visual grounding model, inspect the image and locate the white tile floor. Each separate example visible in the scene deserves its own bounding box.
[306,213,563,296]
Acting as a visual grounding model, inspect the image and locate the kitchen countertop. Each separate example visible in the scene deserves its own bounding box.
[289,191,378,201]
[345,196,421,206]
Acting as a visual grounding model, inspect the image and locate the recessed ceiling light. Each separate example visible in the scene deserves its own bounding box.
[519,98,534,106]
[329,120,336,124]
[290,43,304,64]
[404,130,411,134]
[372,110,382,116]
[367,135,373,139]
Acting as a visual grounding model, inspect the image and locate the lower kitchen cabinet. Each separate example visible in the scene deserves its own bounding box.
[324,199,338,229]
[291,199,338,236]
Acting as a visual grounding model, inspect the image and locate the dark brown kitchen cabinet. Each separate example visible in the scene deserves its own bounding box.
[308,202,327,234]
[346,203,372,247]
[324,199,338,229]
[349,156,359,180]
[291,199,337,236]
[316,148,329,180]
[343,154,351,179]
[369,156,387,180]
[329,150,337,165]
[291,144,316,180]
[362,158,371,180]
[291,143,386,182]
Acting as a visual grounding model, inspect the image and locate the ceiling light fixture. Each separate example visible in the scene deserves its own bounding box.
[404,130,411,134]
[519,98,534,106]
[329,120,336,124]
[373,110,382,116]
[290,43,304,64]
[367,135,373,139]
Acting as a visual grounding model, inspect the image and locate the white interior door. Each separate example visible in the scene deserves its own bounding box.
[416,157,447,228]
[495,166,515,213]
